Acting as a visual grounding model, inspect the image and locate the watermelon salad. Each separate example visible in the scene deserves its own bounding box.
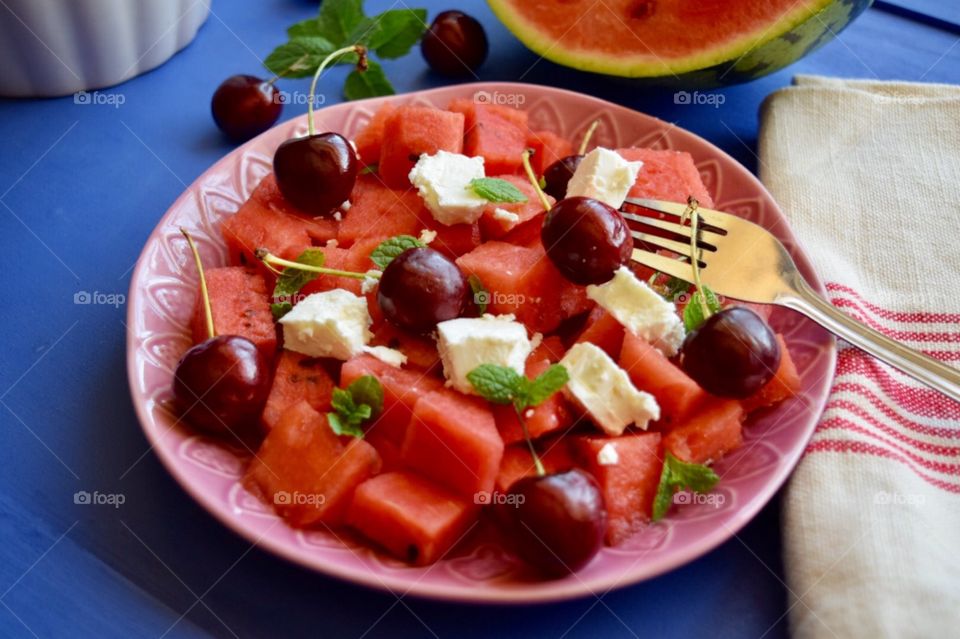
[171,97,801,577]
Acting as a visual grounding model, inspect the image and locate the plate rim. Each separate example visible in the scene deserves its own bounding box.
[125,81,837,604]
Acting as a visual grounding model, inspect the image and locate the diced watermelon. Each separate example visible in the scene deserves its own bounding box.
[499,212,545,247]
[249,173,339,243]
[618,148,714,208]
[494,438,576,494]
[354,103,397,167]
[576,308,626,359]
[456,241,591,333]
[340,355,444,448]
[494,358,574,445]
[424,218,482,260]
[449,99,528,175]
[347,471,476,566]
[572,433,663,545]
[338,175,428,247]
[742,334,800,413]
[370,321,441,374]
[619,331,707,425]
[379,106,465,188]
[478,174,552,240]
[190,267,277,360]
[528,130,574,175]
[261,352,336,431]
[401,388,504,498]
[663,399,744,464]
[529,335,566,364]
[246,401,380,527]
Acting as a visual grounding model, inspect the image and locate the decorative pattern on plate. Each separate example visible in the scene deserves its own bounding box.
[126,83,836,603]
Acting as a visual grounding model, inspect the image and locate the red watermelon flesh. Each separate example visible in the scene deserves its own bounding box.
[528,130,574,175]
[190,266,277,360]
[340,354,444,447]
[494,438,577,494]
[664,399,744,464]
[338,175,428,247]
[575,307,626,359]
[249,173,339,243]
[529,335,566,364]
[246,401,381,527]
[347,471,477,566]
[423,218,482,260]
[261,352,336,431]
[618,148,714,208]
[619,331,707,426]
[370,321,442,374]
[499,212,546,247]
[401,388,504,498]
[379,106,465,188]
[573,433,663,546]
[494,358,575,445]
[742,334,800,413]
[478,174,553,240]
[449,99,529,175]
[354,102,397,167]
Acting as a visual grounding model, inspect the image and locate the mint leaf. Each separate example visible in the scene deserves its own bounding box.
[271,248,325,318]
[363,9,428,58]
[469,178,528,203]
[326,375,384,438]
[346,375,383,417]
[682,285,722,332]
[468,274,488,314]
[327,411,364,438]
[652,452,720,521]
[344,59,395,100]
[369,235,425,269]
[520,365,569,409]
[467,364,524,405]
[315,0,365,44]
[265,37,336,78]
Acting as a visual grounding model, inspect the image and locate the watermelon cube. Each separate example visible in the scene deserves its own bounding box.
[573,433,663,546]
[449,99,528,175]
[246,401,381,527]
[347,471,476,566]
[529,335,566,364]
[619,331,708,425]
[478,174,553,240]
[664,399,744,464]
[576,308,626,359]
[617,148,714,208]
[189,267,277,360]
[247,173,338,243]
[401,389,504,498]
[494,438,577,494]
[261,352,336,431]
[423,218,482,260]
[379,106,465,188]
[528,130,574,176]
[494,358,574,445]
[338,175,429,247]
[369,321,441,374]
[742,334,800,413]
[354,103,397,167]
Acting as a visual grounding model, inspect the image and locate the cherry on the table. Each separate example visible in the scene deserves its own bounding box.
[421,10,489,76]
[211,74,282,142]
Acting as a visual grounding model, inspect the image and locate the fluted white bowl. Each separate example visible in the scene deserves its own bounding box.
[0,0,211,97]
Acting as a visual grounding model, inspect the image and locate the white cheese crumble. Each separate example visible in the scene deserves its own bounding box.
[566,147,643,209]
[408,151,488,226]
[587,266,686,357]
[363,345,407,368]
[360,271,381,295]
[436,314,533,395]
[278,290,372,360]
[597,442,620,466]
[559,342,660,436]
[492,207,520,223]
[418,228,438,245]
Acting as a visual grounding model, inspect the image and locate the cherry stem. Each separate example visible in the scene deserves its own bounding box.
[577,119,599,155]
[307,45,367,137]
[515,403,546,476]
[255,248,378,281]
[682,196,712,320]
[180,228,216,340]
[521,148,552,212]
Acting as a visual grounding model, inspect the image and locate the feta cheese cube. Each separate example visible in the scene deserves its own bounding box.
[560,342,660,436]
[587,266,686,356]
[408,151,488,226]
[565,147,643,209]
[436,314,533,395]
[597,442,619,466]
[279,290,372,360]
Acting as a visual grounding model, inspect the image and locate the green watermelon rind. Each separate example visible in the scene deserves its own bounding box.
[487,0,873,86]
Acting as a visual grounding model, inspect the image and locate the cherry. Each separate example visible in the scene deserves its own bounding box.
[173,335,271,435]
[541,154,583,201]
[682,306,781,398]
[377,247,468,333]
[273,132,358,217]
[421,10,488,76]
[498,469,607,577]
[211,75,282,142]
[540,196,634,285]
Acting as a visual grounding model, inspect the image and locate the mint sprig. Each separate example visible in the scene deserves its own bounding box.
[327,375,384,438]
[271,248,326,319]
[651,452,720,521]
[682,285,722,332]
[369,235,426,269]
[467,364,569,413]
[469,178,528,204]
[266,0,427,99]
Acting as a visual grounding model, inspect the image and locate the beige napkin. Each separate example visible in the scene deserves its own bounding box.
[759,75,960,638]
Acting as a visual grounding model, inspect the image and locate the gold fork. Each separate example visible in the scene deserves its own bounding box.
[622,197,960,403]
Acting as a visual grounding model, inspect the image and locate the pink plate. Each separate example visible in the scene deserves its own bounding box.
[126,82,835,603]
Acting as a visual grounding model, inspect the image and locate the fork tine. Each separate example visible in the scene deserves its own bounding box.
[630,230,705,263]
[630,248,696,283]
[620,211,724,245]
[623,197,731,232]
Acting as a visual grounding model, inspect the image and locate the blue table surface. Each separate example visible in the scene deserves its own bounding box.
[0,1,957,637]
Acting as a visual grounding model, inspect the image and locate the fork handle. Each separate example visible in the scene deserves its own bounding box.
[778,276,960,404]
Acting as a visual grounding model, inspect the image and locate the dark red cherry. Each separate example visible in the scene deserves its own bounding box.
[211,75,282,142]
[173,335,270,435]
[682,306,781,398]
[377,247,468,333]
[541,196,634,285]
[273,132,358,217]
[421,10,488,76]
[498,469,607,577]
[542,154,583,201]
